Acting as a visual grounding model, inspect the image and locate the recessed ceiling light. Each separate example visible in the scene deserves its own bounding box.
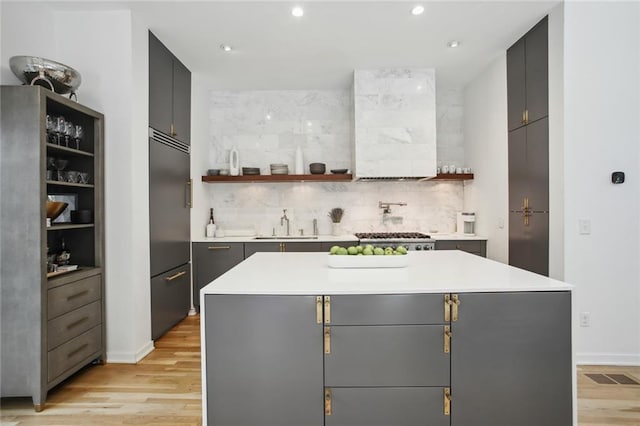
[447,40,460,48]
[291,6,304,17]
[220,44,233,52]
[411,5,424,16]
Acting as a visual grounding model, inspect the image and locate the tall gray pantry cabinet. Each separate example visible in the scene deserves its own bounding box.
[0,86,106,411]
[203,292,572,425]
[507,17,550,276]
[149,31,192,340]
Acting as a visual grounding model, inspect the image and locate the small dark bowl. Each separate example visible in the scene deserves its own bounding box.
[70,209,93,224]
[207,169,220,176]
[309,163,326,174]
[330,169,348,174]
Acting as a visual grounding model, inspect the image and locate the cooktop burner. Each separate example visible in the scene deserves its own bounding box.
[355,232,432,239]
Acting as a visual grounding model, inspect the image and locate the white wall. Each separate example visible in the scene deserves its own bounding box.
[564,1,640,365]
[462,55,509,263]
[2,4,154,363]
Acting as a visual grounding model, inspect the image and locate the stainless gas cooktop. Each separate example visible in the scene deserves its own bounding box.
[354,232,435,250]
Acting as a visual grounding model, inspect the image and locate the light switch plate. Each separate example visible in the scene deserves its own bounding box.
[579,219,591,235]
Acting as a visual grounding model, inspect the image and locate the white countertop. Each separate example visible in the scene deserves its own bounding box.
[192,234,486,243]
[201,251,572,296]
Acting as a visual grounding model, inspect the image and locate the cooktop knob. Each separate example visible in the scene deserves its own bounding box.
[415,245,422,251]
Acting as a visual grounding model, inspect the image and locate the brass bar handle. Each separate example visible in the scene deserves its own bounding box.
[67,343,89,358]
[208,246,230,250]
[324,296,331,324]
[521,110,526,125]
[444,388,451,416]
[170,123,177,137]
[524,109,529,124]
[324,326,331,354]
[451,294,460,322]
[316,296,323,324]
[165,271,187,281]
[444,294,452,322]
[444,326,451,353]
[324,388,332,415]
[67,290,89,301]
[66,316,89,330]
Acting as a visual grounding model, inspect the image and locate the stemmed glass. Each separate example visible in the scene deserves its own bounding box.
[64,121,74,148]
[74,125,83,150]
[54,116,65,145]
[45,115,55,144]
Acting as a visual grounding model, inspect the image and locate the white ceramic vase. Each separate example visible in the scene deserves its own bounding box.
[331,222,341,236]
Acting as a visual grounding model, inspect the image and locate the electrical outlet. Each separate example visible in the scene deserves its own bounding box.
[579,219,591,235]
[497,217,504,229]
[580,312,591,327]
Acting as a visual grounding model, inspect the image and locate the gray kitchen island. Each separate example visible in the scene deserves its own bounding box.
[200,251,574,426]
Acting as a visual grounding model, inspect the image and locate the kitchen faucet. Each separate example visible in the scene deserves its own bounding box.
[378,201,407,214]
[281,209,290,236]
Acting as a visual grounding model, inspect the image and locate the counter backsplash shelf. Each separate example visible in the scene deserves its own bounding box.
[202,173,473,183]
[202,174,354,183]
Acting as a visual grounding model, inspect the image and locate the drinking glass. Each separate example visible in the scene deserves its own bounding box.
[64,121,74,147]
[74,125,83,150]
[54,116,65,145]
[45,115,55,143]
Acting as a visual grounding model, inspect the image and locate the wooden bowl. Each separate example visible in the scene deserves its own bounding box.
[46,201,68,220]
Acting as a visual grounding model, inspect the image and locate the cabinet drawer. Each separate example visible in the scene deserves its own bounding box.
[325,387,449,426]
[47,325,102,382]
[324,325,449,386]
[436,240,486,256]
[328,294,446,325]
[48,301,102,350]
[48,274,101,320]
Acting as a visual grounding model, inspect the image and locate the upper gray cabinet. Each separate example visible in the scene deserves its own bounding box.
[149,32,191,144]
[507,17,548,131]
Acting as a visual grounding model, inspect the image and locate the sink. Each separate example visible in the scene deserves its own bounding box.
[254,236,319,240]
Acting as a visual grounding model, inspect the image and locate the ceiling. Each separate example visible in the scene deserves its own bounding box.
[52,0,560,90]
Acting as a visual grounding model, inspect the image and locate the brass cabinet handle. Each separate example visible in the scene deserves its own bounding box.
[66,316,89,330]
[324,388,332,415]
[524,109,529,124]
[444,294,451,322]
[324,296,331,324]
[444,326,452,353]
[186,179,193,208]
[165,271,186,281]
[208,246,230,250]
[451,294,460,322]
[324,327,331,354]
[170,123,177,137]
[316,296,323,324]
[444,388,451,415]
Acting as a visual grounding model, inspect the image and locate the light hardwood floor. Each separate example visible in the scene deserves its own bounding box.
[2,315,639,425]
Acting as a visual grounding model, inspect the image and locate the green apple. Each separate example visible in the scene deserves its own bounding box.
[365,244,375,252]
[396,246,408,255]
[373,247,384,255]
[356,245,364,253]
[362,248,374,256]
[336,247,348,255]
[329,245,341,255]
[347,246,358,255]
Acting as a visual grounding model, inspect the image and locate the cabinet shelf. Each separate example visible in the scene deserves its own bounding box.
[202,174,353,183]
[46,180,94,189]
[429,173,474,181]
[46,143,94,157]
[47,223,94,231]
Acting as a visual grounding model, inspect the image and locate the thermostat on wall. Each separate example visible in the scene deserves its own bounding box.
[611,171,625,184]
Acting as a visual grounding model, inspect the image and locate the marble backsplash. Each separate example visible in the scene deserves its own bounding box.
[204,87,466,236]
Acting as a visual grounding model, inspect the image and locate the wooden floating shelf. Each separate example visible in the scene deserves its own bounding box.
[429,173,474,181]
[202,174,353,183]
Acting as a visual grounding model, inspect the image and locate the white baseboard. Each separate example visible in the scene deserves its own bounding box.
[106,340,155,364]
[576,352,640,366]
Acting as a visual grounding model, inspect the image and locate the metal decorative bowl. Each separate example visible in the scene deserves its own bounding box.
[9,56,82,97]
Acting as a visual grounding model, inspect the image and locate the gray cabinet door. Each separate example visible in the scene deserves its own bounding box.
[150,264,190,340]
[328,294,446,325]
[204,295,323,426]
[283,241,323,252]
[326,387,450,426]
[524,17,548,125]
[526,117,549,212]
[148,32,173,135]
[192,242,244,307]
[324,325,449,386]
[149,138,190,276]
[243,241,280,258]
[434,240,487,257]
[508,125,527,212]
[320,241,356,251]
[172,58,191,144]
[509,211,549,276]
[451,292,572,426]
[507,38,526,132]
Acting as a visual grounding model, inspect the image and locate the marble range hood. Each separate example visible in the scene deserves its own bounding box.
[352,68,438,181]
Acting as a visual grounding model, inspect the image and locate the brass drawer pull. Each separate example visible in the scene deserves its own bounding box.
[165,271,187,281]
[444,326,452,353]
[66,317,89,330]
[316,296,323,324]
[208,246,230,250]
[324,327,331,354]
[67,290,89,301]
[444,387,451,415]
[324,296,331,324]
[67,343,89,358]
[324,388,332,415]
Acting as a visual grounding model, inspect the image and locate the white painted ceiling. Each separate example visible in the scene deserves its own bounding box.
[56,0,560,90]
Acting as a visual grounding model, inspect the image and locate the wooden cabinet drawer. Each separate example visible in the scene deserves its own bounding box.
[47,325,102,382]
[48,301,101,350]
[48,274,101,320]
[328,294,446,325]
[324,325,450,387]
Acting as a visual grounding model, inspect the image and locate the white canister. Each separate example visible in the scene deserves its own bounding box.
[229,148,240,176]
[294,146,304,175]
